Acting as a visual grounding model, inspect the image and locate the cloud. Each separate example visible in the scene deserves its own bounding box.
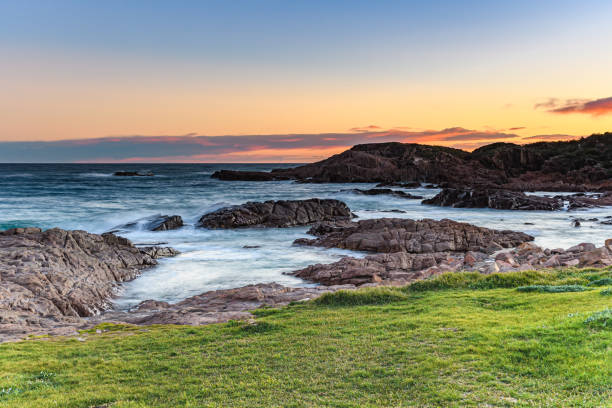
[536,96,612,116]
[508,127,525,131]
[521,134,580,141]
[349,125,381,132]
[0,127,570,163]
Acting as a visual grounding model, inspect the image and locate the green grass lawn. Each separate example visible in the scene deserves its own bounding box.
[1,268,611,407]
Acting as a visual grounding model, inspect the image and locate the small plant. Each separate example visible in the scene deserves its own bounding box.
[584,308,612,329]
[600,288,612,296]
[517,285,590,293]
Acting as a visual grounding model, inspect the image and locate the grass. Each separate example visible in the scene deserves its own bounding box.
[0,267,611,407]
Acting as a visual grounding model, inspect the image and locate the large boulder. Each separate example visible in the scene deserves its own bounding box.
[198,199,353,229]
[294,218,533,254]
[0,227,176,341]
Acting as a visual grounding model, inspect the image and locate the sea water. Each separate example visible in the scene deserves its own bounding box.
[1,163,610,309]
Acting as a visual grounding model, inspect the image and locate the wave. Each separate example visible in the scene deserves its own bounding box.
[79,172,113,178]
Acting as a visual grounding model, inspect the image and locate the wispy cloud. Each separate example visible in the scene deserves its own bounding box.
[536,96,612,116]
[521,134,579,141]
[0,128,575,163]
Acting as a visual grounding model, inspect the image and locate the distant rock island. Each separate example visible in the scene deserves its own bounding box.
[212,133,612,192]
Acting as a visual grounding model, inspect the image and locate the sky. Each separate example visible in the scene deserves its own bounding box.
[0,0,611,162]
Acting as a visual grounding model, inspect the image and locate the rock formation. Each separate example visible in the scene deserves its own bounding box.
[423,189,612,211]
[294,218,533,253]
[0,227,176,341]
[198,199,353,229]
[422,188,563,210]
[210,133,612,191]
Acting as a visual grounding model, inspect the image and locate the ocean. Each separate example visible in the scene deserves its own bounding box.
[1,163,609,310]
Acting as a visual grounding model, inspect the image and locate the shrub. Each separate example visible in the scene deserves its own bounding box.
[600,288,612,296]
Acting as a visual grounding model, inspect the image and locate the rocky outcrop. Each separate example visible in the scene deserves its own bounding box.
[290,236,612,286]
[343,188,423,199]
[0,227,176,341]
[294,218,533,254]
[422,188,563,210]
[198,199,353,229]
[209,133,612,191]
[423,188,612,211]
[290,252,471,286]
[104,283,352,326]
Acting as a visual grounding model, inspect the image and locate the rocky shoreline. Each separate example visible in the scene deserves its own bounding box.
[2,196,611,342]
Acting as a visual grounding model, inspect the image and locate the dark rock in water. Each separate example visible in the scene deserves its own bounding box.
[111,214,184,232]
[376,181,421,188]
[294,218,533,254]
[148,215,183,231]
[344,188,423,199]
[0,227,175,341]
[243,245,261,249]
[564,192,612,210]
[211,170,291,181]
[572,220,581,227]
[113,171,154,177]
[198,198,353,229]
[422,188,563,210]
[139,246,180,258]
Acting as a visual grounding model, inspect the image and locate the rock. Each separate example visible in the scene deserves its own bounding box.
[495,252,518,267]
[0,228,175,342]
[110,214,184,232]
[422,188,563,210]
[148,215,183,231]
[139,246,180,258]
[289,252,449,286]
[567,243,597,253]
[211,170,291,181]
[606,239,612,251]
[198,199,353,229]
[104,283,350,326]
[572,220,581,227]
[294,218,533,254]
[113,171,153,177]
[343,188,423,199]
[243,245,261,249]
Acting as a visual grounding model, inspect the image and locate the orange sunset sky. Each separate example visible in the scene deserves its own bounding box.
[0,1,611,162]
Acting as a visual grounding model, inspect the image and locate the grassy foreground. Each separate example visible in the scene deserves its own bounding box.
[1,268,611,407]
